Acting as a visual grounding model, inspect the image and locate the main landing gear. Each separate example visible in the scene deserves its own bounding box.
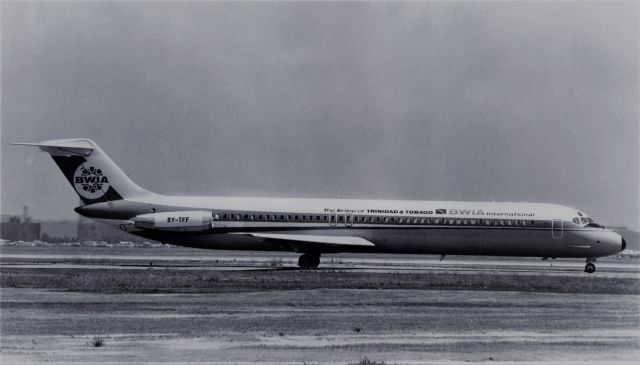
[584,258,596,274]
[298,252,320,270]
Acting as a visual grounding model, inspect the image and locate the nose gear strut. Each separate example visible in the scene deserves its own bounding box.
[584,258,596,273]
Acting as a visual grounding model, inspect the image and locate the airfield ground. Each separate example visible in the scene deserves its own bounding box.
[1,244,639,364]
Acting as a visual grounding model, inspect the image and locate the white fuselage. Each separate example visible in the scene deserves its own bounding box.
[77,194,624,259]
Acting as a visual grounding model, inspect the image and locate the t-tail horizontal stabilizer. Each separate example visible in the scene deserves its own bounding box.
[12,138,151,205]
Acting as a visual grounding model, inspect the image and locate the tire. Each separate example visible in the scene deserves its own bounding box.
[298,253,320,270]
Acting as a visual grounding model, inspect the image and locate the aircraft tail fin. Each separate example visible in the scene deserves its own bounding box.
[11,138,151,205]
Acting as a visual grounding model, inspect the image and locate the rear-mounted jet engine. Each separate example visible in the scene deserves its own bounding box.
[132,211,213,232]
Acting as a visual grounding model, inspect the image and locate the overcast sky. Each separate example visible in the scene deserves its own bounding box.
[2,1,638,230]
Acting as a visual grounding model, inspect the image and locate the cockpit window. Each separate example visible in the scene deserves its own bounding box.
[573,215,602,228]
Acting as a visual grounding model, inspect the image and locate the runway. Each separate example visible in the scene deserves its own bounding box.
[2,245,639,278]
[1,244,639,363]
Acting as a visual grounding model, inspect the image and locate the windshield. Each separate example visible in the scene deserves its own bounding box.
[572,213,603,228]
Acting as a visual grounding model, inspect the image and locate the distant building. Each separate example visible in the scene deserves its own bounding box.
[40,220,78,242]
[0,206,41,241]
[77,216,149,243]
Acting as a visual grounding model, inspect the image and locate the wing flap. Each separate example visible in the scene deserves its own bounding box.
[232,233,375,247]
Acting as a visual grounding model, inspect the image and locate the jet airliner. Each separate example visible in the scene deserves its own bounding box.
[14,138,625,272]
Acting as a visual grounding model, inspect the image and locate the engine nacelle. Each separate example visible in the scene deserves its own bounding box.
[132,211,213,232]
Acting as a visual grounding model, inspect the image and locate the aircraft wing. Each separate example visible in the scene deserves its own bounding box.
[232,232,375,247]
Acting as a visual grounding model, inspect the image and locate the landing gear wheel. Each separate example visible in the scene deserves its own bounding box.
[584,262,596,273]
[298,253,320,270]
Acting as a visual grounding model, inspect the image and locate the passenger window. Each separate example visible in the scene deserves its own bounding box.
[338,216,344,222]
[471,219,476,225]
[456,219,461,225]
[316,216,321,221]
[214,214,220,220]
[530,220,535,226]
[384,217,389,223]
[376,217,381,223]
[420,218,425,224]
[390,217,395,223]
[434,218,440,224]
[324,215,328,222]
[514,220,519,226]
[222,214,227,219]
[426,218,431,224]
[301,215,306,221]
[521,220,526,226]
[463,219,468,225]
[413,218,418,224]
[258,215,263,220]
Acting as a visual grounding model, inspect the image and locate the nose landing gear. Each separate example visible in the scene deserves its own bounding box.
[584,258,596,274]
[298,252,320,270]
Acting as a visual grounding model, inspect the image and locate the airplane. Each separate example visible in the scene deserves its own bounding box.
[13,138,626,273]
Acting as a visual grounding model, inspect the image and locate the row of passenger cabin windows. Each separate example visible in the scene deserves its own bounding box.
[214,213,535,227]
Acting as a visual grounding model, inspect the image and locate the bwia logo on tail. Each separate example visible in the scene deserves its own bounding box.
[74,165,110,199]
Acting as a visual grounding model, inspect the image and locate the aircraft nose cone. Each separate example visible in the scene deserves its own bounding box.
[622,237,626,251]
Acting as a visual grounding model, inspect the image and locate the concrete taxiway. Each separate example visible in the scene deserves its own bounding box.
[1,245,639,277]
[1,244,639,363]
